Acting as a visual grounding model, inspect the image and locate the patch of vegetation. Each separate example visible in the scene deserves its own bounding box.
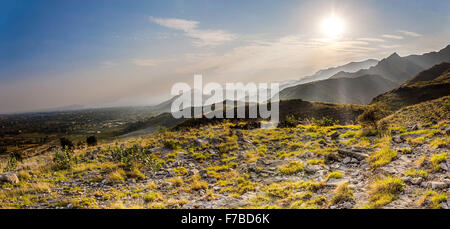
[144,192,164,202]
[417,190,447,209]
[326,171,343,181]
[365,176,404,209]
[4,153,19,172]
[307,158,324,166]
[357,105,386,130]
[52,147,75,171]
[277,161,304,175]
[312,116,338,127]
[430,152,447,171]
[367,147,397,167]
[330,183,354,205]
[107,169,126,183]
[404,168,428,178]
[72,197,98,209]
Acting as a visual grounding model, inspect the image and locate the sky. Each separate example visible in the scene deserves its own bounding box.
[1,0,449,113]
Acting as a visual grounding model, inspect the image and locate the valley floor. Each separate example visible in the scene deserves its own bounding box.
[0,121,449,209]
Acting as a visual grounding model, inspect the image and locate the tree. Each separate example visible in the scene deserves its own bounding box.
[86,135,98,146]
[59,137,74,150]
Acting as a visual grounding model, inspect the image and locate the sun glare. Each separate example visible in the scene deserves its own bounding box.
[321,16,345,39]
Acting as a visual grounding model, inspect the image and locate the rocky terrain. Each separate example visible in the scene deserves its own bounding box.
[0,119,448,209]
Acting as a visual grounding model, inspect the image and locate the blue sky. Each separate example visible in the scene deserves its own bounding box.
[1,0,449,113]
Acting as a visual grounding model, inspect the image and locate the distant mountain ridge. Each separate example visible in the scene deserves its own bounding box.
[279,45,450,105]
[290,59,378,85]
[329,45,450,83]
[279,74,398,104]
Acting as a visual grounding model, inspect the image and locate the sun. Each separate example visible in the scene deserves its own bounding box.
[321,15,345,39]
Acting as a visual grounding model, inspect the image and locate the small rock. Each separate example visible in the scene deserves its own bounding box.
[0,172,19,184]
[342,202,353,209]
[330,131,340,140]
[407,124,419,131]
[350,158,358,163]
[439,163,448,171]
[443,179,450,186]
[441,202,449,209]
[431,181,448,190]
[392,136,404,143]
[410,177,423,185]
[326,179,349,187]
[343,157,351,164]
[401,177,411,183]
[444,126,450,135]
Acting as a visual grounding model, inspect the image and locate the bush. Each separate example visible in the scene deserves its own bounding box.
[163,139,179,150]
[283,115,299,127]
[53,147,74,170]
[4,153,19,172]
[357,105,386,129]
[86,136,98,146]
[312,116,338,126]
[59,137,74,150]
[110,144,160,171]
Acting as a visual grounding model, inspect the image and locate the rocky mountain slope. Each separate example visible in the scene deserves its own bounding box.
[0,118,448,209]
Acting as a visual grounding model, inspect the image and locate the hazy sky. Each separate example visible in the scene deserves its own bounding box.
[1,0,449,113]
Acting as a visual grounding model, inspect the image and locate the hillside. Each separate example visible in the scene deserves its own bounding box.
[279,75,398,104]
[1,118,448,209]
[379,96,450,127]
[371,62,450,112]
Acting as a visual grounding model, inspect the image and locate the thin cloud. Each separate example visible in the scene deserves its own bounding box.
[100,61,116,68]
[382,34,404,40]
[357,37,386,42]
[397,30,422,37]
[149,16,236,46]
[176,36,377,77]
[132,58,174,67]
[379,44,402,49]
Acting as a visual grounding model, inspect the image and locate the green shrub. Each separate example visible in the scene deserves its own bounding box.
[312,116,338,127]
[4,153,18,172]
[53,147,75,170]
[284,115,299,127]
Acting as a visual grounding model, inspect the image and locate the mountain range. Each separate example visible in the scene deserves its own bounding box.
[278,45,450,104]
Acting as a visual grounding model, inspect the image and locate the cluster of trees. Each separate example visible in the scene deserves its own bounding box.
[59,135,98,150]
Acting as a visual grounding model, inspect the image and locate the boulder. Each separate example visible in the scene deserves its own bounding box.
[337,147,369,160]
[343,157,351,164]
[0,172,19,184]
[431,181,448,190]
